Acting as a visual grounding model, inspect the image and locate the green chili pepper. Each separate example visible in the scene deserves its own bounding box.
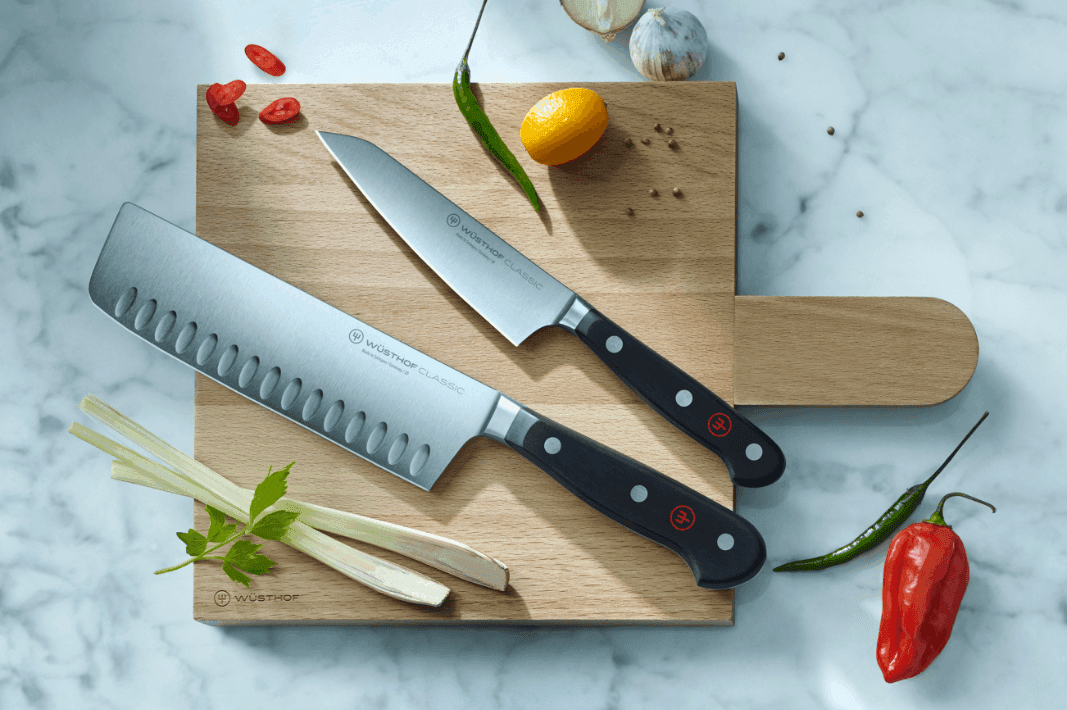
[453,0,539,211]
[774,411,988,572]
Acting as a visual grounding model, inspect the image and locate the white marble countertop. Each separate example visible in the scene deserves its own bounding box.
[2,0,1065,707]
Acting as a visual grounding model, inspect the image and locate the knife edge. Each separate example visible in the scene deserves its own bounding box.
[89,203,503,491]
[317,131,578,346]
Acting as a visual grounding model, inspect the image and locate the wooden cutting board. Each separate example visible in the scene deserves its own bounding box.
[192,82,977,624]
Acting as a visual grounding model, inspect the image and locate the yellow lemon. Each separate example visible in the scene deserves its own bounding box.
[520,88,609,165]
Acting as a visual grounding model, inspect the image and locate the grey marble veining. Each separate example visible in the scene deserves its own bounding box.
[2,0,1065,707]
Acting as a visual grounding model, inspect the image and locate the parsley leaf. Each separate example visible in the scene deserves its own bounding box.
[176,529,208,556]
[157,462,300,583]
[222,562,251,588]
[250,510,300,541]
[225,539,263,566]
[205,506,228,541]
[248,461,294,524]
[224,539,277,576]
[236,554,277,576]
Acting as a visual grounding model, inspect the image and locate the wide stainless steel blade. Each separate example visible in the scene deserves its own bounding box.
[318,131,577,346]
[88,203,504,490]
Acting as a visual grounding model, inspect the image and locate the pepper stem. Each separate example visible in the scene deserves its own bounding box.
[925,492,996,527]
[918,411,989,489]
[462,0,490,64]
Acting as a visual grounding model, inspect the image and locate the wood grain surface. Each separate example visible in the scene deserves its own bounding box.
[194,82,740,624]
[734,297,978,406]
[191,82,977,625]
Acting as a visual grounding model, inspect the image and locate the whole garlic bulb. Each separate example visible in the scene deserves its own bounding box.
[629,7,709,81]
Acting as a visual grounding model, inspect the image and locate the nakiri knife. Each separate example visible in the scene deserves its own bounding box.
[88,203,766,589]
[317,132,786,489]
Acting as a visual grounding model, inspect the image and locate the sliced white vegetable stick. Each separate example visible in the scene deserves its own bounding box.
[111,460,509,590]
[110,461,172,494]
[265,497,509,590]
[70,423,245,520]
[80,393,507,589]
[81,391,508,589]
[69,421,449,607]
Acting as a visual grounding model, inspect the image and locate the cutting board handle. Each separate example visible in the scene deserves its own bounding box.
[733,296,978,406]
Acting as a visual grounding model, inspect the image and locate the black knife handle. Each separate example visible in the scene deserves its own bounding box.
[566,305,786,488]
[502,407,766,589]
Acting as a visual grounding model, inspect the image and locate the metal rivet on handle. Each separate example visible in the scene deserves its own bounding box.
[630,485,648,503]
[676,389,693,407]
[605,336,623,353]
[544,437,561,454]
[717,533,735,551]
[746,443,763,461]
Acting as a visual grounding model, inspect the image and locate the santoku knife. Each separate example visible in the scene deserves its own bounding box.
[88,203,766,589]
[318,131,786,488]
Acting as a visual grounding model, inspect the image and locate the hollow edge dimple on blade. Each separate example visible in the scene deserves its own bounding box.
[88,203,503,491]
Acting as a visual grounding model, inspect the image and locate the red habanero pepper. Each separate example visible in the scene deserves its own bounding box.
[877,492,996,683]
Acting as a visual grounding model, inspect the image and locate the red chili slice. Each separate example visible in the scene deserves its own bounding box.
[245,44,286,77]
[210,79,246,106]
[259,97,301,125]
[205,83,240,126]
[205,83,223,111]
[212,102,240,126]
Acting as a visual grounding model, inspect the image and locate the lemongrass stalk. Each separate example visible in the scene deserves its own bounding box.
[111,460,509,590]
[110,460,173,494]
[80,394,506,589]
[80,393,507,590]
[70,423,246,520]
[258,497,509,590]
[69,419,449,607]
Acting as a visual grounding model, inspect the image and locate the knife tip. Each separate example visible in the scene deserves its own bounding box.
[316,130,338,154]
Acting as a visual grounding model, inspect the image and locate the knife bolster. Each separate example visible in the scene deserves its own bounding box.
[482,394,525,443]
[556,295,593,333]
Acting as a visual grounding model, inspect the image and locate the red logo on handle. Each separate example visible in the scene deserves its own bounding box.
[670,505,696,531]
[708,413,732,437]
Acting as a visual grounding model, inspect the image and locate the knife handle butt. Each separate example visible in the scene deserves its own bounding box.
[502,408,766,590]
[568,306,786,488]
